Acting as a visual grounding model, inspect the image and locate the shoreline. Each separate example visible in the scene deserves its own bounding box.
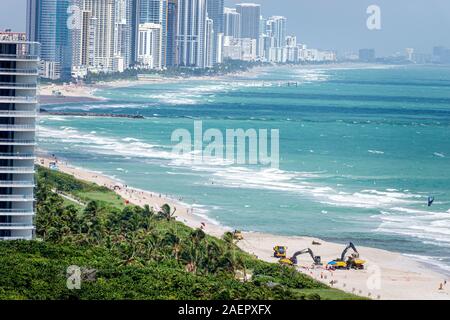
[38,66,267,105]
[37,155,450,300]
[37,63,392,106]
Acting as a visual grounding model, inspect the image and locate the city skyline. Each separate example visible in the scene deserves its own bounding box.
[22,0,342,80]
[2,0,450,55]
[2,0,449,82]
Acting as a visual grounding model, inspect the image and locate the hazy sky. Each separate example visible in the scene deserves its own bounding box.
[1,0,449,55]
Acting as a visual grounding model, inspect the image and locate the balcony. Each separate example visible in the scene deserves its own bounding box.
[0,223,35,230]
[0,82,37,90]
[0,68,39,76]
[0,96,37,104]
[0,236,33,240]
[0,209,34,216]
[0,124,36,131]
[0,194,34,201]
[0,53,39,62]
[0,180,35,187]
[0,166,35,173]
[0,153,35,160]
[0,110,37,117]
[0,139,36,146]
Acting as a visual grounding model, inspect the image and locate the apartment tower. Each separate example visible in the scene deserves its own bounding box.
[177,0,207,68]
[0,32,39,240]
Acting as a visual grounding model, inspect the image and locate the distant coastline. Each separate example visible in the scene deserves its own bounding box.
[38,65,267,107]
[39,109,145,119]
[38,62,397,108]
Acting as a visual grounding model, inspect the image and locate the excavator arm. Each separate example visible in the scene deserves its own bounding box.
[290,248,321,265]
[340,242,358,261]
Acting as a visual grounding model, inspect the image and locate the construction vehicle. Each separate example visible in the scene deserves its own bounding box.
[328,242,365,270]
[273,246,287,258]
[232,230,244,241]
[279,248,322,266]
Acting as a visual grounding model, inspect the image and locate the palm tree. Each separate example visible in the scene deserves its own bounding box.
[163,232,182,262]
[184,229,206,274]
[221,232,246,279]
[143,230,162,262]
[158,204,177,221]
[205,241,223,273]
[143,204,153,217]
[222,232,235,247]
[82,201,104,243]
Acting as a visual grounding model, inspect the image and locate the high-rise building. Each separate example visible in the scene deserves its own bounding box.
[72,0,138,74]
[359,48,376,62]
[222,36,256,62]
[266,16,287,48]
[166,0,178,67]
[223,7,240,39]
[137,23,162,69]
[140,0,168,67]
[71,0,90,74]
[205,17,214,67]
[405,48,414,62]
[129,0,140,66]
[216,32,223,63]
[113,0,138,70]
[206,0,224,65]
[76,0,117,72]
[433,46,450,64]
[0,31,39,240]
[259,33,272,60]
[235,3,260,40]
[177,0,207,68]
[286,35,297,48]
[259,15,266,35]
[114,0,128,72]
[26,0,73,80]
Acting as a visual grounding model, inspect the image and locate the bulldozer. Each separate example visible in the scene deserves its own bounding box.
[279,248,322,266]
[328,242,365,270]
[273,246,287,258]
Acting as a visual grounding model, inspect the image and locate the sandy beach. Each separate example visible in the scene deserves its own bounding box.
[38,67,265,106]
[37,63,376,107]
[37,156,450,300]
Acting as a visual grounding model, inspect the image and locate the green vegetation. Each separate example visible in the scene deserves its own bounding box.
[0,167,361,300]
[83,59,264,84]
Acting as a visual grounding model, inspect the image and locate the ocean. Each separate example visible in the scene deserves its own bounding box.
[38,64,450,275]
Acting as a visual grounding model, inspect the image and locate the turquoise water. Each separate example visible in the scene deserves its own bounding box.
[38,65,450,274]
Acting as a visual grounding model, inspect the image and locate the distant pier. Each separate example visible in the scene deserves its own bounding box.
[261,81,299,87]
[40,109,145,119]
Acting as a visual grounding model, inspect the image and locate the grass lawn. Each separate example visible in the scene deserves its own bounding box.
[75,191,126,209]
[295,288,364,300]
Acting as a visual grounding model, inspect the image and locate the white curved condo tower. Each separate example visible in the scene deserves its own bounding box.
[0,32,39,240]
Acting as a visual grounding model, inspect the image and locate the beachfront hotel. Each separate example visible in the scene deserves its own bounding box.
[0,31,39,240]
[176,0,208,68]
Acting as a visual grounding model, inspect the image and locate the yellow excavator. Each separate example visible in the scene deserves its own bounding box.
[328,242,365,270]
[279,248,322,266]
[232,230,244,241]
[273,246,287,258]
